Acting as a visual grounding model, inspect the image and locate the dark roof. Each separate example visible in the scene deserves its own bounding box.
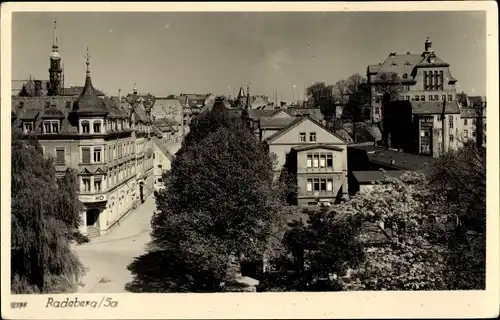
[12,96,79,133]
[468,96,486,107]
[293,144,344,152]
[41,104,65,118]
[248,109,280,119]
[103,98,130,119]
[71,73,108,115]
[352,170,407,184]
[368,148,430,170]
[287,107,323,121]
[411,100,461,115]
[20,109,41,120]
[348,143,382,153]
[461,107,484,119]
[63,86,105,97]
[369,48,454,84]
[259,117,297,129]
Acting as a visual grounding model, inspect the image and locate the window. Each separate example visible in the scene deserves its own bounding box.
[429,95,433,101]
[81,147,91,164]
[449,134,454,143]
[81,121,90,133]
[442,95,446,101]
[421,95,425,101]
[55,147,65,165]
[113,146,116,159]
[472,119,476,125]
[375,107,380,115]
[313,179,320,191]
[319,155,326,167]
[309,132,316,142]
[449,117,454,129]
[158,164,162,169]
[464,119,468,125]
[434,95,439,101]
[153,153,155,160]
[93,121,101,133]
[472,131,476,137]
[23,122,33,133]
[405,96,410,101]
[375,96,381,103]
[66,101,71,108]
[82,177,91,192]
[94,176,102,192]
[306,179,313,192]
[415,95,420,101]
[307,155,312,168]
[326,154,333,167]
[299,132,306,142]
[43,122,51,133]
[326,179,333,191]
[93,148,102,163]
[464,130,469,137]
[313,154,319,168]
[448,94,453,101]
[320,179,327,191]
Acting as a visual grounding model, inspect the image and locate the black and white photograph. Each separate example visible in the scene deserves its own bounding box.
[1,2,498,319]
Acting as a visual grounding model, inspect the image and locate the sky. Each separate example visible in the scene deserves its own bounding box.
[12,11,486,101]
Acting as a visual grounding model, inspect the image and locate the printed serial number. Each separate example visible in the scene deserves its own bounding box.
[11,302,28,309]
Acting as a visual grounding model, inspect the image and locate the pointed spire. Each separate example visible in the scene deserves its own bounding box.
[85,46,91,76]
[133,83,138,95]
[52,18,58,50]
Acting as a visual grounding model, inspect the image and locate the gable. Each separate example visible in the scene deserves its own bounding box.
[94,168,105,174]
[271,117,346,145]
[80,168,91,175]
[271,110,293,119]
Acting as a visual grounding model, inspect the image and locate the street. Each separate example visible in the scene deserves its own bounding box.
[73,194,157,293]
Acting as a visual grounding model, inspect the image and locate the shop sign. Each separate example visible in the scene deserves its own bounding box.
[79,194,107,203]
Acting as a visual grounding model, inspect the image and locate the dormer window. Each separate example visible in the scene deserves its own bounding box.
[402,73,408,79]
[42,120,59,134]
[81,120,90,133]
[51,121,59,133]
[93,120,102,133]
[66,101,71,108]
[23,121,33,134]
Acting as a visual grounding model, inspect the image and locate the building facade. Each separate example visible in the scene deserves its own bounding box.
[367,38,458,123]
[263,116,348,205]
[11,23,155,237]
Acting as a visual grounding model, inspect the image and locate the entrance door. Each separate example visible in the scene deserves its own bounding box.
[86,209,100,227]
[86,209,101,237]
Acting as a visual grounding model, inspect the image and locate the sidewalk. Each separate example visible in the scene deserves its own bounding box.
[74,193,157,293]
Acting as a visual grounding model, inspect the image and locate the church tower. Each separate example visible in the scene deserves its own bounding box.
[48,18,63,96]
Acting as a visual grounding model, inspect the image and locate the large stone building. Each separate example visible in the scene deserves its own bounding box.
[11,21,155,238]
[367,37,458,123]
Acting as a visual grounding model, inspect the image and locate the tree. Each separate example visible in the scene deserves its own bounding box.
[128,110,289,292]
[338,172,450,290]
[345,73,366,95]
[306,82,335,121]
[11,129,85,293]
[456,91,468,106]
[427,141,486,289]
[332,80,349,105]
[374,72,403,103]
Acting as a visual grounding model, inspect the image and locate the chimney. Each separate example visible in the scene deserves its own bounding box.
[118,89,122,100]
[389,52,396,56]
[425,37,432,53]
[406,52,410,55]
[34,80,42,96]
